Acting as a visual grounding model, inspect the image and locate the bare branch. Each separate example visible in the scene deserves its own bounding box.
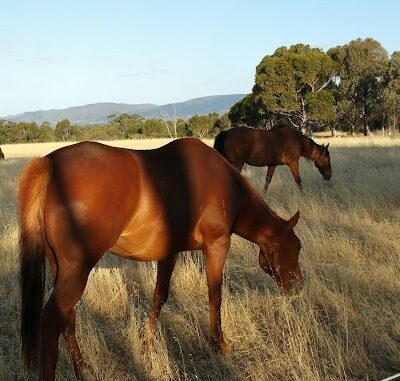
[288,116,300,129]
[317,77,333,93]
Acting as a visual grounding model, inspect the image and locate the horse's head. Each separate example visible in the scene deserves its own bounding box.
[258,211,303,293]
[314,143,332,180]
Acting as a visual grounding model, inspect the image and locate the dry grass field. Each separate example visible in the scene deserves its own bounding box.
[0,136,399,381]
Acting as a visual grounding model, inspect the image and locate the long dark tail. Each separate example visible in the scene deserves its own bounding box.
[18,157,51,373]
[213,130,228,157]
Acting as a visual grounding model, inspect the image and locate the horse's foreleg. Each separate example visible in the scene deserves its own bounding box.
[146,254,178,344]
[288,161,303,192]
[264,166,276,192]
[203,235,230,354]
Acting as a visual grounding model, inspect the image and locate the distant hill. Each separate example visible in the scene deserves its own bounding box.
[4,94,245,124]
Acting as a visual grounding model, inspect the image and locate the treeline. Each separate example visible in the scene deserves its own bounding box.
[0,113,231,144]
[229,38,400,136]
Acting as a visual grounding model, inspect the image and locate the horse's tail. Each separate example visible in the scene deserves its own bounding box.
[18,157,52,372]
[213,130,228,157]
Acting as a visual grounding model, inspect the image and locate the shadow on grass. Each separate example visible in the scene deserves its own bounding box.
[83,251,238,381]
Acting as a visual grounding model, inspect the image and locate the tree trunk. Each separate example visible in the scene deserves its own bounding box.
[300,118,307,134]
[164,121,173,138]
[363,106,370,136]
[300,98,307,134]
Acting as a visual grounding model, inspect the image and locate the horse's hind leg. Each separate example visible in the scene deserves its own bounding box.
[39,261,93,381]
[63,307,89,380]
[45,244,96,380]
[39,294,63,381]
[146,254,178,345]
[264,166,276,192]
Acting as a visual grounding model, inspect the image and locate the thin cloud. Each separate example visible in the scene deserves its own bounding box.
[31,56,72,64]
[120,69,168,78]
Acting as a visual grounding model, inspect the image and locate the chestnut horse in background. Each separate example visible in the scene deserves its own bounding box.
[0,146,4,159]
[214,126,332,191]
[19,138,303,381]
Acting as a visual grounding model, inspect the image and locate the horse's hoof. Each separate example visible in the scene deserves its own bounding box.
[211,339,231,355]
[143,334,155,351]
[219,341,231,355]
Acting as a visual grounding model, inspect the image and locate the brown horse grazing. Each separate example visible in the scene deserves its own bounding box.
[19,138,302,381]
[214,126,332,191]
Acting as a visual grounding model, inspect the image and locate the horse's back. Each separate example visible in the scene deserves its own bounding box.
[135,138,243,239]
[216,127,304,167]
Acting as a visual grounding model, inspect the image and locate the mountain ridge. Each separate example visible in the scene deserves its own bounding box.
[3,94,245,124]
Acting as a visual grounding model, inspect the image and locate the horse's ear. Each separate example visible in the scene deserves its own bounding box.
[286,210,300,230]
[326,143,329,149]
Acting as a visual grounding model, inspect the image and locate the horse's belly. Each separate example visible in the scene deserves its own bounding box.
[109,220,170,261]
[248,153,283,167]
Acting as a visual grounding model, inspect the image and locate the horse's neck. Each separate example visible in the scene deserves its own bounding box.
[302,137,320,161]
[234,180,279,245]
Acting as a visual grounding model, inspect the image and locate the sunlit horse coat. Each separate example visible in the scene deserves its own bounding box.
[18,138,302,380]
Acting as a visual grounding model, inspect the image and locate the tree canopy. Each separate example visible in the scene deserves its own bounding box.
[230,38,398,135]
[328,38,388,135]
[234,44,338,132]
[382,51,400,132]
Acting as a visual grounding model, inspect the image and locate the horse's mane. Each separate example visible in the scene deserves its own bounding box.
[298,132,326,161]
[230,165,283,221]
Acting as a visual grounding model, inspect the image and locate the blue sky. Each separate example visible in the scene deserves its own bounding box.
[1,0,399,116]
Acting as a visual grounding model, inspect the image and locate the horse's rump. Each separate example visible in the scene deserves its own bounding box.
[213,130,228,156]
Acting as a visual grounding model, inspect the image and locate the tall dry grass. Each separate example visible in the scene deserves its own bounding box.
[0,137,399,381]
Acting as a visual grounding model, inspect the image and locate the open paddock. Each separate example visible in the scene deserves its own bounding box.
[0,136,399,380]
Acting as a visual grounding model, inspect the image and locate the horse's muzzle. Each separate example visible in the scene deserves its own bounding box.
[323,174,332,180]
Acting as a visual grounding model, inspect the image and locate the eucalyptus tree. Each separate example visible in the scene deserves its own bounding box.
[382,51,400,133]
[55,119,72,141]
[251,44,337,133]
[186,113,219,138]
[228,93,274,128]
[211,113,232,136]
[107,113,144,138]
[328,38,388,135]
